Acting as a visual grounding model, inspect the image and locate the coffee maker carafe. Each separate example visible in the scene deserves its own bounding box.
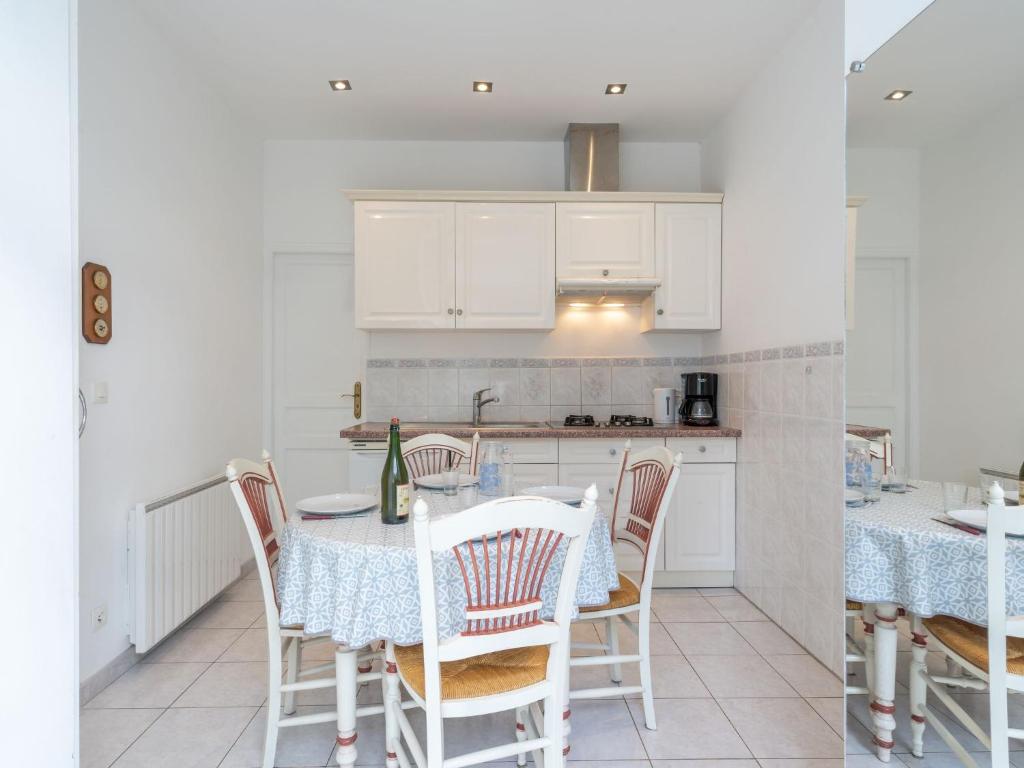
[679,372,718,426]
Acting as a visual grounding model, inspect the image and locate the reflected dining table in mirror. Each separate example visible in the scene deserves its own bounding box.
[275,488,620,768]
[845,480,1024,762]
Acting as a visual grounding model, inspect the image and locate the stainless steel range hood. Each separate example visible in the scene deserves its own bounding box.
[556,277,660,307]
[565,123,619,192]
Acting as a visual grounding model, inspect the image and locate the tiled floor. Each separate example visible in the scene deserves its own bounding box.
[82,573,843,768]
[846,616,1024,767]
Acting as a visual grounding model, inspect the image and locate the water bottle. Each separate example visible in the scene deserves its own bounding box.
[501,444,515,495]
[479,441,502,496]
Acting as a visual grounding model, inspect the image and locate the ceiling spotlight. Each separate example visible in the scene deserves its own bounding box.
[473,81,493,93]
[605,83,627,95]
[884,89,912,101]
[329,80,351,91]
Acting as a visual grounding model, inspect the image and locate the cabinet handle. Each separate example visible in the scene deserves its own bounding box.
[699,445,707,453]
[609,448,617,456]
[657,309,664,316]
[447,308,454,315]
[456,308,463,316]
[602,269,610,277]
[608,488,615,496]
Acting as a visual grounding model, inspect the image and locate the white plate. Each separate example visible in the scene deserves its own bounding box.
[414,473,479,490]
[296,493,377,515]
[948,508,1024,537]
[521,485,586,505]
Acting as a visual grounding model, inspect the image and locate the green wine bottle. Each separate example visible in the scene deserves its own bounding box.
[380,417,410,524]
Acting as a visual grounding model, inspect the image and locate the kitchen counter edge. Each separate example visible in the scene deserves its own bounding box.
[341,423,741,440]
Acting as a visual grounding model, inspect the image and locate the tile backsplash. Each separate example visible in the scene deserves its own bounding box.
[364,356,695,423]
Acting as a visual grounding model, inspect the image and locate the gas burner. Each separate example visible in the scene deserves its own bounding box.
[608,414,654,427]
[563,414,596,427]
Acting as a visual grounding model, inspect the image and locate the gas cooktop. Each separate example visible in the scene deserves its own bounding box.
[550,414,655,428]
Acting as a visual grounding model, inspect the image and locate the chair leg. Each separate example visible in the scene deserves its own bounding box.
[284,637,299,715]
[638,610,656,730]
[605,616,622,684]
[382,642,401,768]
[863,616,875,699]
[543,693,564,768]
[515,706,528,766]
[425,708,445,768]
[908,615,928,758]
[264,638,283,768]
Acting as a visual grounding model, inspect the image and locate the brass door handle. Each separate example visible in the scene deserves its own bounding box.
[339,381,362,419]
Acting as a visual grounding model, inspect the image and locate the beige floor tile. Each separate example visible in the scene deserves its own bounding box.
[731,621,806,655]
[143,628,244,663]
[845,757,908,767]
[111,707,256,768]
[705,596,768,622]
[187,600,263,629]
[563,700,649,761]
[717,698,843,759]
[651,761,756,767]
[626,699,751,760]
[220,705,336,768]
[847,693,989,755]
[80,708,162,768]
[764,655,843,697]
[571,619,607,656]
[571,653,711,699]
[595,617,682,655]
[698,588,741,597]
[173,661,268,708]
[805,697,843,735]
[85,662,209,709]
[688,655,799,698]
[757,760,844,767]
[221,578,265,602]
[844,709,876,755]
[569,762,652,768]
[652,595,725,622]
[664,623,756,656]
[219,627,272,662]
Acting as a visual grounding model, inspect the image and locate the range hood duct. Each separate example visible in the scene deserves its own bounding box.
[564,123,619,191]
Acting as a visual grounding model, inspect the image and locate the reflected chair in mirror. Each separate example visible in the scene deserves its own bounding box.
[381,488,597,768]
[845,600,874,696]
[909,482,1021,766]
[227,458,381,768]
[567,446,684,731]
[401,432,480,481]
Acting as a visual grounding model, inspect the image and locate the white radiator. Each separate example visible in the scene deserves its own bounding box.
[128,474,250,653]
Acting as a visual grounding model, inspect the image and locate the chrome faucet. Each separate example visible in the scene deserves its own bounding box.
[472,387,500,427]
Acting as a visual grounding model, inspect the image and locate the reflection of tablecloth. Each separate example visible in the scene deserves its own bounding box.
[845,481,1024,624]
[277,491,619,646]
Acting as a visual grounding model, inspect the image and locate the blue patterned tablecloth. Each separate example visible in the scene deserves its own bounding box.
[845,481,1024,624]
[277,491,620,646]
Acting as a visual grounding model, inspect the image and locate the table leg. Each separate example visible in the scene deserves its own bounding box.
[870,602,899,762]
[908,614,928,758]
[335,645,359,768]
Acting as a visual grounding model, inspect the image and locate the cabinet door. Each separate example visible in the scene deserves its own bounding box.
[511,463,559,492]
[650,203,722,330]
[556,203,655,278]
[663,463,735,572]
[456,203,555,329]
[354,201,455,329]
[558,462,664,573]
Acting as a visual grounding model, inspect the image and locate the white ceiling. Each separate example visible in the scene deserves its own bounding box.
[135,0,817,142]
[846,0,1024,148]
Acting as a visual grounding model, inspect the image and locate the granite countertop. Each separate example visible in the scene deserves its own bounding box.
[846,423,891,440]
[341,422,741,440]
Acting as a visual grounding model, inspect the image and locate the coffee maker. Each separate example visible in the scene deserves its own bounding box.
[679,372,718,426]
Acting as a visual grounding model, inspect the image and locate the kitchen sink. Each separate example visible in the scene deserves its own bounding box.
[400,421,549,430]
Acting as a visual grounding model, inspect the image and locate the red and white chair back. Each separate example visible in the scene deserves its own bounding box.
[402,432,480,481]
[615,446,682,589]
[226,458,283,625]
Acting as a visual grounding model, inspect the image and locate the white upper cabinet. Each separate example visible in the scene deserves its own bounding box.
[354,201,456,329]
[455,203,555,329]
[556,202,655,278]
[644,203,722,330]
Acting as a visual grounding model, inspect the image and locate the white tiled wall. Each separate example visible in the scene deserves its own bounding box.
[694,340,846,675]
[364,357,694,424]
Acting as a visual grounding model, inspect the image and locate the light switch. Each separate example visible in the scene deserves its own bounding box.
[93,381,109,404]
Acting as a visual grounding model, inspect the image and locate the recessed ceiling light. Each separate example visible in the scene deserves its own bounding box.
[884,89,912,101]
[329,80,351,91]
[473,81,493,93]
[605,83,627,95]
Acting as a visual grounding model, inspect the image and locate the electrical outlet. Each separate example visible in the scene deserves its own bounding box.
[92,603,108,630]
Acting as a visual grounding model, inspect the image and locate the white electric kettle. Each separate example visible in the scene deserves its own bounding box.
[652,388,679,424]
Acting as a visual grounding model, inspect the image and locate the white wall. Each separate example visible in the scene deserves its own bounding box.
[263,139,705,360]
[0,1,79,761]
[845,0,935,70]
[78,0,262,682]
[700,0,848,673]
[918,98,1024,483]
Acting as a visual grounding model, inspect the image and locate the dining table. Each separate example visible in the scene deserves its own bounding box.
[276,488,620,768]
[845,480,1024,762]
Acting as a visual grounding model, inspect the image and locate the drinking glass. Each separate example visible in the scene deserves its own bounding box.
[860,475,881,503]
[457,484,478,509]
[943,482,969,511]
[441,469,460,497]
[883,466,907,493]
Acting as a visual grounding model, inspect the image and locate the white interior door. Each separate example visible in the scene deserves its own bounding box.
[846,257,909,469]
[271,250,366,504]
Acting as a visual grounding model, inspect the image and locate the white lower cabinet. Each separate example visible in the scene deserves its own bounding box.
[663,463,736,575]
[511,463,559,491]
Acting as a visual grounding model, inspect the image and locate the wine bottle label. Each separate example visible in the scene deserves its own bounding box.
[396,483,410,519]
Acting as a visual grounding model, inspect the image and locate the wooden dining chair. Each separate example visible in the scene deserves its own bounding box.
[845,600,874,696]
[568,446,684,731]
[908,482,1022,766]
[226,458,381,768]
[401,432,480,481]
[381,487,597,768]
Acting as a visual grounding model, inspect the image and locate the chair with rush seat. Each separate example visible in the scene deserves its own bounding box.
[845,599,875,696]
[381,487,597,768]
[401,432,480,481]
[567,446,684,731]
[909,482,1022,766]
[226,458,381,768]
